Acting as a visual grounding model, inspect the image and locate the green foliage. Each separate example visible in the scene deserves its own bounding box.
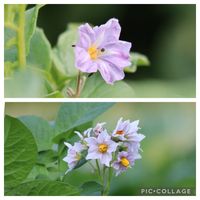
[4,115,37,188]
[81,73,135,97]
[52,23,79,78]
[19,115,55,151]
[25,5,43,54]
[124,52,150,73]
[4,68,48,97]
[4,5,149,98]
[4,103,114,196]
[27,28,52,71]
[6,180,81,196]
[55,102,114,138]
[81,181,102,195]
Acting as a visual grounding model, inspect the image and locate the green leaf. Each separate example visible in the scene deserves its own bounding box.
[25,165,49,181]
[25,5,42,55]
[54,121,93,144]
[27,28,52,71]
[80,73,135,97]
[5,180,81,196]
[37,150,57,165]
[124,52,150,73]
[81,181,102,195]
[19,115,55,152]
[54,102,114,141]
[4,115,37,188]
[4,68,48,97]
[52,23,79,78]
[45,90,64,98]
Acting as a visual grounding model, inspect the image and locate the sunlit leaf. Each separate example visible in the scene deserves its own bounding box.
[80,73,135,97]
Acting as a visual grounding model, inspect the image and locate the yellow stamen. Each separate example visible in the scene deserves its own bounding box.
[120,157,130,167]
[98,144,108,153]
[87,46,105,60]
[116,130,124,135]
[88,46,98,60]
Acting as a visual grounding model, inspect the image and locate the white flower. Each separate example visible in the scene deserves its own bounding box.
[112,118,145,142]
[75,127,93,140]
[63,142,86,174]
[85,130,118,166]
[93,122,106,136]
[112,151,141,176]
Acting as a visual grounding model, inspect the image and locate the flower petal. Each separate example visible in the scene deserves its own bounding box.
[102,41,132,69]
[97,130,110,143]
[97,59,125,84]
[77,23,95,48]
[86,151,100,160]
[100,153,112,166]
[75,47,99,73]
[107,140,118,153]
[94,18,121,47]
[85,137,97,145]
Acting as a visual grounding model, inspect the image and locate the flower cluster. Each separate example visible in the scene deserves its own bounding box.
[74,18,132,85]
[63,118,145,176]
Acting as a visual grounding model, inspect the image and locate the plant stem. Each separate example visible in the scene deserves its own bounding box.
[95,160,101,179]
[95,160,104,195]
[102,166,107,195]
[18,4,26,68]
[104,167,113,195]
[75,70,81,97]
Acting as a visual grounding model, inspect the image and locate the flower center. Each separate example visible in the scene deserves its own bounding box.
[120,157,130,167]
[88,46,99,60]
[98,144,108,153]
[88,46,105,60]
[116,130,124,135]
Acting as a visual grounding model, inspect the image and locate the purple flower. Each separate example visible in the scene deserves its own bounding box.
[85,130,118,166]
[93,122,106,136]
[75,18,132,84]
[112,151,141,176]
[63,142,86,173]
[112,118,145,142]
[124,141,141,153]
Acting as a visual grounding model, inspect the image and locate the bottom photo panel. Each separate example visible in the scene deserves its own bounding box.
[4,102,196,196]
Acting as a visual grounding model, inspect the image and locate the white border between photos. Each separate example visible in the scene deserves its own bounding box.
[0,0,199,200]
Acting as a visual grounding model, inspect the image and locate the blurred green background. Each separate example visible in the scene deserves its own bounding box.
[5,102,196,195]
[28,4,196,97]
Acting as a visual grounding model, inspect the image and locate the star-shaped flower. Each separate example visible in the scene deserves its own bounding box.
[85,130,118,166]
[75,18,132,84]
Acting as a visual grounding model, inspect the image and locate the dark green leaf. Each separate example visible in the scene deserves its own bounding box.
[81,181,102,195]
[5,180,81,196]
[4,115,37,188]
[54,102,114,142]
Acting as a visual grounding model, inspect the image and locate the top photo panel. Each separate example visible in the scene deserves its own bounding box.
[4,4,196,98]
